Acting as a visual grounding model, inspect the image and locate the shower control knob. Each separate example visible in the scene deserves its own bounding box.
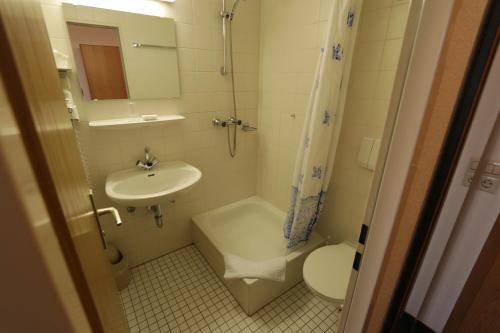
[212,118,227,127]
[226,117,242,126]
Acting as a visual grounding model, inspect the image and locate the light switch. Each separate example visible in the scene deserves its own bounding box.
[479,175,499,193]
[358,138,374,168]
[493,163,500,176]
[462,160,500,193]
[367,139,381,171]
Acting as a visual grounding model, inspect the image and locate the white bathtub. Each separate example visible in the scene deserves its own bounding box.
[192,196,324,315]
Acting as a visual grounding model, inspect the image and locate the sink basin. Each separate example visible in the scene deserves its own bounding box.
[105,161,202,207]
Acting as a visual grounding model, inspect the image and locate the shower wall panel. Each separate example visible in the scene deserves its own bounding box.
[317,0,411,244]
[257,0,333,211]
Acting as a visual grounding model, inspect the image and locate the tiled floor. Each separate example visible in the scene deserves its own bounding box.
[120,245,341,332]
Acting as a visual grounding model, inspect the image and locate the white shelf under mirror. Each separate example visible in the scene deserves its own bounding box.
[88,115,185,129]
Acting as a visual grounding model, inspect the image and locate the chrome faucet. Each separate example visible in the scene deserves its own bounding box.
[212,116,242,127]
[136,146,159,171]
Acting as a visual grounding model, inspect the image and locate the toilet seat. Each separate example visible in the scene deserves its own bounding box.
[303,243,356,303]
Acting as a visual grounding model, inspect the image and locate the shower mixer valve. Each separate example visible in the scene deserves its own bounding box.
[212,117,242,128]
[227,117,242,126]
[220,10,234,20]
[212,118,227,127]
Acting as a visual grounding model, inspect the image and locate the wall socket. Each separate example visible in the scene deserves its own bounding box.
[463,160,500,193]
[479,175,500,193]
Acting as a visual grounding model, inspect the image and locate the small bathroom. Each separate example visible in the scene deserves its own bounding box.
[41,0,413,331]
[7,0,485,331]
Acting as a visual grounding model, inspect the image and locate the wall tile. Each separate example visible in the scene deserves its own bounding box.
[375,70,396,100]
[41,0,260,266]
[257,0,330,211]
[317,0,409,244]
[171,0,193,24]
[233,53,259,73]
[195,49,220,72]
[180,72,199,93]
[352,41,385,71]
[380,38,403,70]
[319,0,334,21]
[42,0,409,264]
[349,70,378,100]
[193,25,215,49]
[364,0,393,11]
[358,8,390,42]
[41,4,69,39]
[192,0,219,27]
[176,23,195,48]
[387,3,410,39]
[178,48,197,71]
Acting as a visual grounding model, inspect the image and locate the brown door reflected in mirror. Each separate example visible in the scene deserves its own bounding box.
[80,44,128,100]
[67,23,129,101]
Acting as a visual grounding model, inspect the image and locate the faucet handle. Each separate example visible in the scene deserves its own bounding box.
[149,159,159,168]
[144,146,150,153]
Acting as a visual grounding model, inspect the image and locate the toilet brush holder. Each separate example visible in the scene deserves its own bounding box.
[111,252,131,291]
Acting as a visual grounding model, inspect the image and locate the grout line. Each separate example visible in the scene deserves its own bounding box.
[120,245,340,332]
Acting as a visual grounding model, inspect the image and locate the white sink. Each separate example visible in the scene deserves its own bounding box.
[105,161,202,207]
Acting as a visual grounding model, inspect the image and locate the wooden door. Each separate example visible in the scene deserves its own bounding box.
[444,216,500,332]
[80,44,128,100]
[0,1,128,332]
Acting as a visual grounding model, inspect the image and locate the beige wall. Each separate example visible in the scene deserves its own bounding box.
[257,0,333,211]
[317,0,410,244]
[40,0,409,265]
[41,0,260,267]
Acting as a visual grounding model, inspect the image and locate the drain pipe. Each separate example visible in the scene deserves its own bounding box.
[150,204,164,228]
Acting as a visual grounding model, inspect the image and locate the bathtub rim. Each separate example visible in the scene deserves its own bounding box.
[192,196,325,285]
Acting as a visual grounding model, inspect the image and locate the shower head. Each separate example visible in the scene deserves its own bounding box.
[229,0,245,20]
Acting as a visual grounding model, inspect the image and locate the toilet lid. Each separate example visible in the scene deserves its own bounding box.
[303,243,356,303]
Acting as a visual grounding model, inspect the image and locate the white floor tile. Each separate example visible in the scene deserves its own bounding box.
[120,245,340,332]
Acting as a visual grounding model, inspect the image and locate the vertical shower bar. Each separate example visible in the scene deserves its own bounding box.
[221,0,228,75]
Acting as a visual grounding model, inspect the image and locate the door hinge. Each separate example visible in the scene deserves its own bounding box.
[358,224,369,245]
[353,252,362,271]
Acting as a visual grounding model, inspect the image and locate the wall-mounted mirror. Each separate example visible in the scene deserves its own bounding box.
[63,4,181,100]
[67,23,128,100]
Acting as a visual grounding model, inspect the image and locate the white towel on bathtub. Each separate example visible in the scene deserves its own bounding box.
[223,254,286,282]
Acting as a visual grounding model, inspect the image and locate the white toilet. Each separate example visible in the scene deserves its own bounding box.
[303,242,356,304]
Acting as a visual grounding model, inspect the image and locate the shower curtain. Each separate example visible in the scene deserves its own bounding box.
[284,0,355,249]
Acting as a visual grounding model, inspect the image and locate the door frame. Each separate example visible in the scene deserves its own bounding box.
[382,0,499,331]
[443,214,500,332]
[338,0,425,329]
[343,0,493,331]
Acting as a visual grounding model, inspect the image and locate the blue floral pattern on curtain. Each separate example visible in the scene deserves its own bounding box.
[284,0,354,249]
